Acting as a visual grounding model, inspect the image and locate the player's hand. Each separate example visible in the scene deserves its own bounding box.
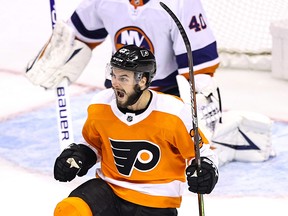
[54,143,97,182]
[186,157,219,194]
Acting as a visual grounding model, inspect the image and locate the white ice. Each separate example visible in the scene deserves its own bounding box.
[0,1,288,216]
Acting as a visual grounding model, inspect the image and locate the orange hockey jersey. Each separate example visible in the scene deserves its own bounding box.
[82,89,217,208]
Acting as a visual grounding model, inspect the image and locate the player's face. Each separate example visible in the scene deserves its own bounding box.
[111,68,142,108]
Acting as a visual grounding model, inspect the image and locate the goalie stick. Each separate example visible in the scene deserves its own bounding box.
[159,2,205,216]
[49,0,74,150]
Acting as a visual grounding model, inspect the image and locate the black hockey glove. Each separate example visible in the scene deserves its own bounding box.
[54,143,97,182]
[186,157,218,194]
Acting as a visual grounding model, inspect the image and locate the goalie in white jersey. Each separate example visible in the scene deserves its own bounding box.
[68,0,219,94]
[26,0,221,131]
[53,45,219,215]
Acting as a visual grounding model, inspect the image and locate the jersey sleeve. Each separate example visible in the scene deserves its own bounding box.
[81,89,114,155]
[82,106,102,156]
[67,0,108,44]
[170,0,220,76]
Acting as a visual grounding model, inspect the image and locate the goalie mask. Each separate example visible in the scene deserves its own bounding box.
[110,45,156,88]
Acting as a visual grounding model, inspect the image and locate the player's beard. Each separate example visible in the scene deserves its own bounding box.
[114,84,143,108]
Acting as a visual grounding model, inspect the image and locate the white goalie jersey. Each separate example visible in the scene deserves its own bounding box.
[67,0,219,90]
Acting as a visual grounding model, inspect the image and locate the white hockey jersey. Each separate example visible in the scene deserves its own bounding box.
[82,89,218,208]
[67,0,219,90]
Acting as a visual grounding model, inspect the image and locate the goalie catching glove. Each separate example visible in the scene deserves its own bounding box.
[186,157,219,194]
[25,20,92,89]
[54,143,97,182]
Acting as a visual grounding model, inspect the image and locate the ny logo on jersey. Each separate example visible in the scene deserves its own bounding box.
[115,26,154,53]
[109,138,160,177]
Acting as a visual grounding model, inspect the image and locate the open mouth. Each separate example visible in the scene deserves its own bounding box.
[116,90,125,98]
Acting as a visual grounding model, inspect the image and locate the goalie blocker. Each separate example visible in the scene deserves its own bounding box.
[25,21,92,89]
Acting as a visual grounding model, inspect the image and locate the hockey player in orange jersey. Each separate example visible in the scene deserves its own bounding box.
[53,45,219,216]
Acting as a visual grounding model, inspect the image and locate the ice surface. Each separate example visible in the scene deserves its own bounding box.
[1,1,288,216]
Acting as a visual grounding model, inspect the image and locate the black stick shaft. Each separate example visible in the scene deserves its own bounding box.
[159,2,204,216]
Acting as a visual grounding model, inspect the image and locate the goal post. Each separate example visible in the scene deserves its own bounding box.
[270,20,288,80]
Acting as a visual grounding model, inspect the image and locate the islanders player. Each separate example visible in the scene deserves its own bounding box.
[26,0,221,130]
[53,45,219,216]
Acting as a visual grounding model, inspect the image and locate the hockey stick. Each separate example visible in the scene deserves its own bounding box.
[49,0,74,150]
[159,2,205,216]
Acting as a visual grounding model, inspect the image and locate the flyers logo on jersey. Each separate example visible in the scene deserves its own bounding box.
[109,138,160,177]
[115,26,154,53]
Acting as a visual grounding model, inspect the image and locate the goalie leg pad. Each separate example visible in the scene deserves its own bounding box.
[212,111,274,166]
[54,197,92,216]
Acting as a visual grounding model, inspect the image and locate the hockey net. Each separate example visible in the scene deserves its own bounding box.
[202,0,288,71]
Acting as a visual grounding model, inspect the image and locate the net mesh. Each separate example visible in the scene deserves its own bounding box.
[202,0,288,70]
